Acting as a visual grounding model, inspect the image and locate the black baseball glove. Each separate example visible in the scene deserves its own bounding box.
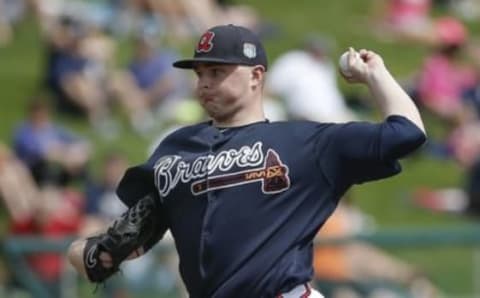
[83,192,168,283]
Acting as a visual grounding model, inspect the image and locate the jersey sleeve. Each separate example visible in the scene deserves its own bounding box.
[115,126,185,207]
[113,124,201,252]
[115,164,157,208]
[316,115,426,188]
[115,161,170,253]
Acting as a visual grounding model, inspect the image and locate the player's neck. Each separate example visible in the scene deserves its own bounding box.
[212,113,266,128]
[213,93,265,127]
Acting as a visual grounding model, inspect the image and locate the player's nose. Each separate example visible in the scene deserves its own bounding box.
[197,76,211,90]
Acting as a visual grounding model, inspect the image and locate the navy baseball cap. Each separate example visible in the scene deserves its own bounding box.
[173,24,268,70]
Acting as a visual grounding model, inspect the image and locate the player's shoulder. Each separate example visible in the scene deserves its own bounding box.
[148,122,209,155]
[164,122,209,139]
[269,120,335,130]
[267,120,337,138]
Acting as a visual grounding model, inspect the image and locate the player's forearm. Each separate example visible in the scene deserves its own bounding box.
[67,239,88,278]
[366,67,426,134]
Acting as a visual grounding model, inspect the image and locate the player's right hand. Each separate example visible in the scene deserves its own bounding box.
[341,47,387,85]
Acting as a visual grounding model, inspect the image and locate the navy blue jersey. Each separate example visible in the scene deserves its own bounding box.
[116,115,426,298]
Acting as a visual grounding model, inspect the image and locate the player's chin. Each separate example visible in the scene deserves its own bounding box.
[205,107,234,123]
[205,109,224,121]
[201,101,217,114]
[201,99,221,111]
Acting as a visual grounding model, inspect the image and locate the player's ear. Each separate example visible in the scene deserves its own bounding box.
[250,65,265,89]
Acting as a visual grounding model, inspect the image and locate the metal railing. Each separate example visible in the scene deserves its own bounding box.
[2,223,480,298]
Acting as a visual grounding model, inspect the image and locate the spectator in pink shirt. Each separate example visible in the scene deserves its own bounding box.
[387,0,432,29]
[417,16,478,123]
[372,0,438,45]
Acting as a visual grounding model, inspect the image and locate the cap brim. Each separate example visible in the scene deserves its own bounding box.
[173,57,246,69]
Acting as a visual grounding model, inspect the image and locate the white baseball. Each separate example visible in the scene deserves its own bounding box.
[338,51,357,77]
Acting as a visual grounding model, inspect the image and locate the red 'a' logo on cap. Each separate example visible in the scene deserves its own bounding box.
[196,31,215,53]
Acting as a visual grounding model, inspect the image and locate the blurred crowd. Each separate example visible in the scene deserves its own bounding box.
[0,0,479,297]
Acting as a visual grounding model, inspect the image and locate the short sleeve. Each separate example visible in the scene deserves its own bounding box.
[116,164,157,207]
[116,127,182,207]
[316,115,426,187]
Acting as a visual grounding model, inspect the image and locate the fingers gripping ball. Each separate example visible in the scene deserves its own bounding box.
[83,193,160,283]
[338,49,359,78]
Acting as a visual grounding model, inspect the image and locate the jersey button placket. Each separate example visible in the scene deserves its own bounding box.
[202,189,218,276]
[203,190,216,241]
[198,140,219,279]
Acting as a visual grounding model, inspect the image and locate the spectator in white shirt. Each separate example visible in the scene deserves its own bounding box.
[266,35,358,123]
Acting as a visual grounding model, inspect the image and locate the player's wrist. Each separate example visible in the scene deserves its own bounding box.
[365,65,390,87]
[67,239,88,278]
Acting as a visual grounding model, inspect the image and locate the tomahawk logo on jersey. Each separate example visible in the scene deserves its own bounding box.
[153,141,290,197]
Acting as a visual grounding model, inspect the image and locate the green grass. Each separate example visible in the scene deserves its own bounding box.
[0,1,479,296]
[0,20,43,140]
